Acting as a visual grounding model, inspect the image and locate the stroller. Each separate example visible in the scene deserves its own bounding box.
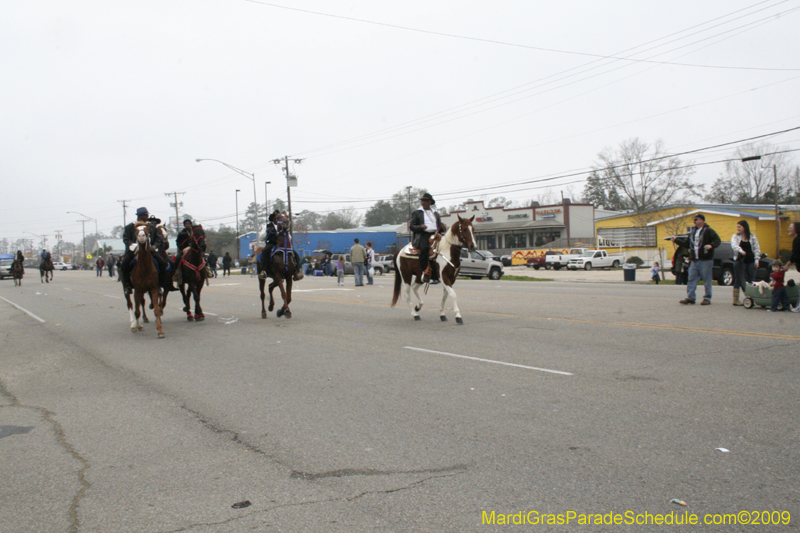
[742,281,800,310]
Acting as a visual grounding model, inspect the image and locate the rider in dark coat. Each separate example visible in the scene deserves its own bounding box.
[15,250,25,274]
[409,192,446,283]
[260,210,303,281]
[121,207,171,295]
[172,219,194,285]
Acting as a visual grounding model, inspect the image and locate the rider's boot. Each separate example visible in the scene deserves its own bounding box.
[422,265,432,284]
[204,265,212,278]
[122,271,133,295]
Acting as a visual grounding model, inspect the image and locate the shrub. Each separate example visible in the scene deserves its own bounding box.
[626,256,644,266]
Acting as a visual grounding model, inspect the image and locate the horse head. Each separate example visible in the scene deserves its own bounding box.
[191,225,206,253]
[155,225,170,251]
[454,215,477,252]
[134,222,151,250]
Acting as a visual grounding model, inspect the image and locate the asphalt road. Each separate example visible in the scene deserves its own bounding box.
[1,270,798,532]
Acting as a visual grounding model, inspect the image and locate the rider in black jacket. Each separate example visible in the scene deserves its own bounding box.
[409,193,446,283]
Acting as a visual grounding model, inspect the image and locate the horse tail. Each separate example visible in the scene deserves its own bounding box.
[391,252,402,307]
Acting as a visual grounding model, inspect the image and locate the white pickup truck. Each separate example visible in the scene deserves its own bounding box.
[544,248,591,270]
[567,250,624,270]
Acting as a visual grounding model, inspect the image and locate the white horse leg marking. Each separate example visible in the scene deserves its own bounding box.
[439,286,449,320]
[411,282,424,313]
[129,306,137,332]
[445,284,462,323]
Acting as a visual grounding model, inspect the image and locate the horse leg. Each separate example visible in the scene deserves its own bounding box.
[268,280,277,312]
[410,282,424,320]
[439,285,449,321]
[151,288,165,338]
[445,283,462,324]
[134,291,144,331]
[259,278,267,318]
[193,285,204,321]
[141,293,150,323]
[126,295,137,332]
[283,279,292,318]
[274,278,288,317]
[182,283,193,321]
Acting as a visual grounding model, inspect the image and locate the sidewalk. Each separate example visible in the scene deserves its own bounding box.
[504,265,800,285]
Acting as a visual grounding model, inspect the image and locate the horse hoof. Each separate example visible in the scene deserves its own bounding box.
[414,305,421,312]
[158,333,165,339]
[143,317,150,323]
[440,315,447,321]
[284,311,291,319]
[149,304,154,310]
[131,327,137,333]
[261,313,267,319]
[182,307,189,313]
[456,317,463,325]
[187,315,194,322]
[414,315,421,321]
[276,309,284,318]
[137,326,144,331]
[268,305,275,312]
[195,315,204,321]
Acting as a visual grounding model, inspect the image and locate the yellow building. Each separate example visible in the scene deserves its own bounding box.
[595,204,800,262]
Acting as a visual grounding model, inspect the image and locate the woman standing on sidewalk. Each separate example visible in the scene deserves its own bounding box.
[731,220,760,306]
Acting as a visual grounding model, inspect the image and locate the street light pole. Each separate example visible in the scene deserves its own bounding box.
[271,156,303,243]
[741,155,780,257]
[264,181,271,221]
[196,159,260,234]
[235,189,241,261]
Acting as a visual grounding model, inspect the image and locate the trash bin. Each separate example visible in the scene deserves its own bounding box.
[241,267,247,275]
[623,263,636,282]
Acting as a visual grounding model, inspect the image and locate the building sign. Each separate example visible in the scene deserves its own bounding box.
[537,208,562,215]
[475,217,493,222]
[507,213,529,219]
[540,214,556,219]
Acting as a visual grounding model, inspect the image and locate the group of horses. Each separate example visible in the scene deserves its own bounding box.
[126,214,479,338]
[8,252,53,286]
[127,216,298,338]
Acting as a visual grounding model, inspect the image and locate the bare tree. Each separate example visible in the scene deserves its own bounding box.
[592,138,698,211]
[705,142,795,204]
[320,208,362,230]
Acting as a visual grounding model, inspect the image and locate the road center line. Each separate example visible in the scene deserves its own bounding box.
[403,346,573,376]
[104,294,122,299]
[0,296,46,323]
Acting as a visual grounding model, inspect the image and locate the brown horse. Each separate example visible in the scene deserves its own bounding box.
[12,253,24,287]
[177,224,207,321]
[40,252,54,283]
[153,224,174,310]
[391,215,476,324]
[124,222,165,338]
[257,215,295,318]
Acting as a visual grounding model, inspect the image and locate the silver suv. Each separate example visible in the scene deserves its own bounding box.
[459,250,504,280]
[0,258,15,280]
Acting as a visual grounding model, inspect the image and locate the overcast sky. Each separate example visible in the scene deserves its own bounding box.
[2,0,799,247]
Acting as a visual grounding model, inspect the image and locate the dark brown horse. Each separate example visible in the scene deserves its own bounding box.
[124,222,165,338]
[177,224,207,321]
[12,253,24,287]
[153,224,174,311]
[391,215,476,324]
[40,252,54,283]
[257,215,295,318]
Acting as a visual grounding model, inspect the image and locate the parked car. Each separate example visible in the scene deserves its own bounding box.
[329,254,387,276]
[374,254,394,273]
[459,249,504,280]
[545,248,590,270]
[526,250,558,270]
[500,254,512,267]
[52,261,70,271]
[0,258,13,280]
[567,250,624,270]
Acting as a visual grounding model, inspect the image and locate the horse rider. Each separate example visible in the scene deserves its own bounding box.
[15,250,25,273]
[410,192,446,283]
[121,207,172,295]
[172,218,211,285]
[259,210,304,281]
[40,249,48,264]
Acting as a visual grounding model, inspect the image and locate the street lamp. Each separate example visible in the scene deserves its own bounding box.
[741,155,780,257]
[24,231,47,251]
[66,211,98,235]
[196,159,260,234]
[235,189,241,261]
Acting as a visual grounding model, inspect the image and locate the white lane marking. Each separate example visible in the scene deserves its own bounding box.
[0,296,46,323]
[204,312,219,316]
[403,346,573,376]
[104,294,122,299]
[64,288,72,291]
[211,283,241,286]
[293,288,354,292]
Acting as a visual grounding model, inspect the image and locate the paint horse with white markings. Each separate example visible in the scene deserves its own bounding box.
[124,222,165,338]
[391,215,476,324]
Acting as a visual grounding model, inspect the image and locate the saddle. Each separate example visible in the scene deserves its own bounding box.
[406,233,442,258]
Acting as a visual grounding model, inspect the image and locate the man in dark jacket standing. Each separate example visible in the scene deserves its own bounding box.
[672,213,720,305]
[410,192,446,283]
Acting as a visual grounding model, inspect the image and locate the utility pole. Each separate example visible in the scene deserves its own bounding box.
[54,230,63,259]
[117,199,131,226]
[773,164,779,258]
[164,192,185,234]
[272,156,303,241]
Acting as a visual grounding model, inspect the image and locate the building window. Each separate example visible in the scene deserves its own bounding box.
[505,234,526,248]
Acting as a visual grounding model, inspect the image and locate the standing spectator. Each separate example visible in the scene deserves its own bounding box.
[117,255,123,282]
[782,221,800,312]
[365,242,375,285]
[672,213,720,305]
[322,253,332,277]
[768,260,791,312]
[107,255,116,278]
[96,256,104,277]
[208,250,218,278]
[671,242,688,285]
[651,262,660,284]
[222,252,232,277]
[350,238,367,287]
[336,255,345,286]
[730,220,760,306]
